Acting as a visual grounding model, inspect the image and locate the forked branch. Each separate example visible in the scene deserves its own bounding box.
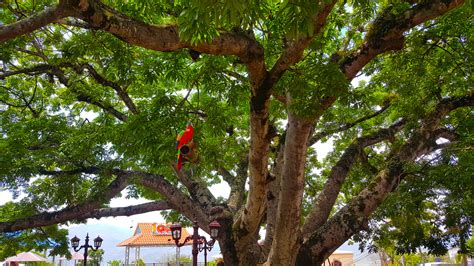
[0,170,130,232]
[341,0,465,79]
[299,93,474,263]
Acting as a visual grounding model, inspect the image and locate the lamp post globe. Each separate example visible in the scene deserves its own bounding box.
[93,236,103,249]
[208,220,221,239]
[71,236,80,249]
[170,222,182,241]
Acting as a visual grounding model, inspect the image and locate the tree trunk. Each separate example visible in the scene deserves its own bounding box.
[265,112,314,265]
[218,218,240,266]
[462,254,467,266]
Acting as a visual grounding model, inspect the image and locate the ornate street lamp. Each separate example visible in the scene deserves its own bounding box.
[170,220,221,266]
[70,234,103,266]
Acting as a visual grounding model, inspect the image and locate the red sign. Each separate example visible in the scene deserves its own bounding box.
[153,224,171,235]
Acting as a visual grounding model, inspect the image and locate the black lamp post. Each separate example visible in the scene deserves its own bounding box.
[170,220,221,266]
[70,233,103,266]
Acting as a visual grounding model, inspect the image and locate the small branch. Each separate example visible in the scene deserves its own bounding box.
[0,64,56,79]
[433,127,459,142]
[176,79,197,110]
[70,63,139,115]
[0,81,41,117]
[22,80,40,117]
[56,18,92,29]
[187,110,207,118]
[271,93,287,105]
[38,167,101,176]
[359,149,379,175]
[219,156,248,213]
[16,48,48,61]
[310,102,391,145]
[221,70,247,83]
[74,90,129,122]
[218,167,234,185]
[1,64,130,122]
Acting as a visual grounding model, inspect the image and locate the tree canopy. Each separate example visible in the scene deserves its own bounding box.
[0,0,472,265]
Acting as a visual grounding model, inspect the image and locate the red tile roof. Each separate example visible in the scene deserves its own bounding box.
[117,223,191,247]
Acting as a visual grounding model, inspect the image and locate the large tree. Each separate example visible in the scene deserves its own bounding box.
[0,0,472,265]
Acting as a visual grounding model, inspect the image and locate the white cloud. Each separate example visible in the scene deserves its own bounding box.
[351,74,371,87]
[209,182,230,199]
[0,191,14,204]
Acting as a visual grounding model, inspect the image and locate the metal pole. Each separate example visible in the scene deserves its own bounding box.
[83,234,89,266]
[204,244,208,266]
[192,221,199,266]
[176,246,180,266]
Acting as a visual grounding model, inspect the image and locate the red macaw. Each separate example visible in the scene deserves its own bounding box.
[176,124,194,171]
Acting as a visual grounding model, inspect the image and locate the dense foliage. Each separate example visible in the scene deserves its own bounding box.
[0,0,472,265]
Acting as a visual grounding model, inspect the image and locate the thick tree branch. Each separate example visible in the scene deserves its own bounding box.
[0,0,266,90]
[136,171,210,230]
[263,139,285,255]
[301,119,406,238]
[232,158,249,213]
[72,0,266,87]
[235,82,274,254]
[87,201,171,219]
[266,112,313,265]
[78,1,259,58]
[0,200,170,233]
[341,0,465,80]
[172,167,217,215]
[268,1,337,86]
[0,2,73,43]
[0,170,130,232]
[2,166,213,233]
[298,93,474,264]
